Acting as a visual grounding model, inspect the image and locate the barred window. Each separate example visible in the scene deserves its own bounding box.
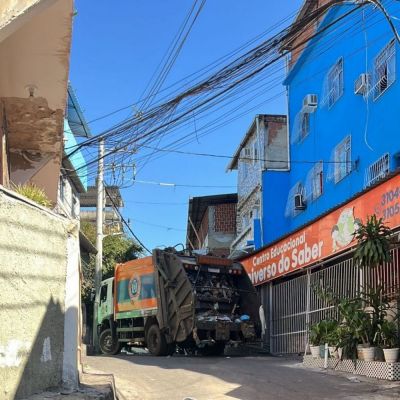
[327,58,343,108]
[374,39,396,100]
[334,135,351,183]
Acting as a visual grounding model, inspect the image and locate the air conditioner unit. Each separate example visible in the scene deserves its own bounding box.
[294,193,306,210]
[354,73,370,95]
[302,94,318,113]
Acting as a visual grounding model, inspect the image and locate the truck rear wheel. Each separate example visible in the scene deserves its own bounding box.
[99,329,121,355]
[146,324,168,356]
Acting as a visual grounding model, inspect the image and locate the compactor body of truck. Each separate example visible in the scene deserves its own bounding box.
[96,249,261,356]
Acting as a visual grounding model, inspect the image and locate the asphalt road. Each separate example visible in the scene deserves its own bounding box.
[84,352,400,400]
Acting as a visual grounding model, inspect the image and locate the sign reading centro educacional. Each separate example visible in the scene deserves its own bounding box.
[242,174,400,286]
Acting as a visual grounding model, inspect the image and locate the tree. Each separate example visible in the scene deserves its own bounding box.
[102,234,142,279]
[80,222,143,302]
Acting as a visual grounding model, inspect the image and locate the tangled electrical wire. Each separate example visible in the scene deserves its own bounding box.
[66,0,398,186]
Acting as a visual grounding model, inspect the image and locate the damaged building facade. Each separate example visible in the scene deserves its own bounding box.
[0,1,84,398]
[186,194,237,257]
[0,0,73,202]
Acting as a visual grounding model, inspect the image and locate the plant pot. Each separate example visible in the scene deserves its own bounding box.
[357,344,366,360]
[363,346,376,362]
[383,348,399,363]
[310,345,322,358]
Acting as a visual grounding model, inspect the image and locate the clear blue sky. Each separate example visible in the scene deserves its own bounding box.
[70,0,303,252]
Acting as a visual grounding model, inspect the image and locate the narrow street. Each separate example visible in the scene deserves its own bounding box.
[85,353,400,400]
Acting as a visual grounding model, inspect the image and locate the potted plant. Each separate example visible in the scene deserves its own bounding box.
[380,320,399,363]
[323,320,339,357]
[309,322,324,358]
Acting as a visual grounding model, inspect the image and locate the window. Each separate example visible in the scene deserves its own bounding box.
[374,39,395,100]
[364,153,390,188]
[327,58,343,108]
[300,112,310,139]
[242,146,252,161]
[59,177,66,202]
[250,207,259,220]
[312,161,323,200]
[334,136,351,183]
[100,285,108,303]
[241,213,249,229]
[253,142,259,164]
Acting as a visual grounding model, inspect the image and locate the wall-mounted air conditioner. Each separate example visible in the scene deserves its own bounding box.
[302,94,318,113]
[354,73,370,95]
[294,193,306,210]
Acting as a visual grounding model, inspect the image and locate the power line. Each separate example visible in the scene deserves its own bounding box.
[140,145,353,165]
[123,200,187,205]
[132,179,236,188]
[66,0,398,182]
[130,218,186,232]
[104,185,151,254]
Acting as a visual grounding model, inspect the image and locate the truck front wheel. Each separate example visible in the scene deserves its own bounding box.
[99,329,121,355]
[146,324,168,356]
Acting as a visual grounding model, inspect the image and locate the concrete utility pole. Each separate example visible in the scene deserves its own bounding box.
[93,138,105,352]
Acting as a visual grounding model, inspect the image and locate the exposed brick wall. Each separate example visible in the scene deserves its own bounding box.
[214,203,236,233]
[287,0,331,68]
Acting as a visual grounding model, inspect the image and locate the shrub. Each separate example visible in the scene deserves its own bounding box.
[14,183,52,208]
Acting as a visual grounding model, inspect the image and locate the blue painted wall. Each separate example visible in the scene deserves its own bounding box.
[259,2,400,248]
[64,119,88,191]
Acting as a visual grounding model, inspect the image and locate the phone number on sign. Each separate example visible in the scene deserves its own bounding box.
[381,187,400,220]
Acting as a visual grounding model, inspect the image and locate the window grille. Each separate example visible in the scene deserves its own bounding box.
[364,153,390,188]
[374,39,395,100]
[334,135,351,183]
[323,58,344,108]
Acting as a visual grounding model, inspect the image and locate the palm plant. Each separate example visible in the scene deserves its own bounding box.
[353,215,391,270]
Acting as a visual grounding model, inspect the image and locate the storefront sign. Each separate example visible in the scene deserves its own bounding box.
[242,174,400,286]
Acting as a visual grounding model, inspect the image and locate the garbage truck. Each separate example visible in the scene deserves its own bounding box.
[95,248,261,356]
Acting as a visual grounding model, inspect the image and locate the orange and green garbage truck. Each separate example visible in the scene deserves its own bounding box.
[95,248,261,356]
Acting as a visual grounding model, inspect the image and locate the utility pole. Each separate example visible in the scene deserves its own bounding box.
[93,138,104,352]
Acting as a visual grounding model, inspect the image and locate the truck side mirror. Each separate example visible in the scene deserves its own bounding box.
[90,288,96,302]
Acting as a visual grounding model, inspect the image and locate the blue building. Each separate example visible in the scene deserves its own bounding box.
[261,0,400,246]
[237,0,400,356]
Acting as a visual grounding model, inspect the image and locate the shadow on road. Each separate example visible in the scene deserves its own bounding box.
[89,349,394,400]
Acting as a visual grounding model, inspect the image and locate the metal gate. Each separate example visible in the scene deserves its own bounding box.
[266,248,400,354]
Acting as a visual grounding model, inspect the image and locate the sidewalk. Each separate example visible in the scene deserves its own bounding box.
[23,370,116,400]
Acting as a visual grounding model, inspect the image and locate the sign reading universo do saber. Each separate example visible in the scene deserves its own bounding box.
[242,174,400,286]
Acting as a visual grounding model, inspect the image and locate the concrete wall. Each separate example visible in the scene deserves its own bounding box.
[0,187,76,399]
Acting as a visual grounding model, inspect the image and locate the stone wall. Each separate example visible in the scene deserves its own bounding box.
[0,187,71,399]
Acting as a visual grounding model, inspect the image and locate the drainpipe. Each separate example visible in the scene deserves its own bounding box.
[256,115,264,247]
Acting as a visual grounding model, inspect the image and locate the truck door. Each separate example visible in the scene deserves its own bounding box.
[98,281,113,323]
